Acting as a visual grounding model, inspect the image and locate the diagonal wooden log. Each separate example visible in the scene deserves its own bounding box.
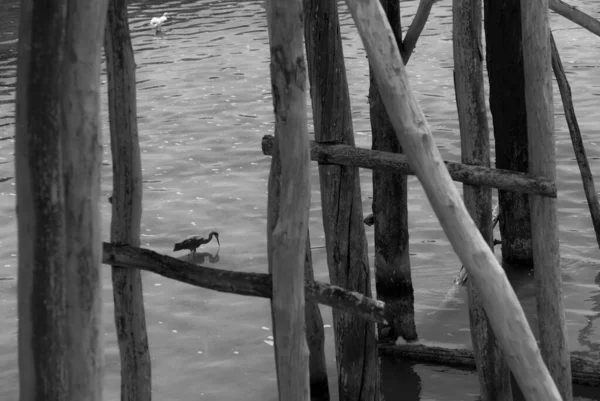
[343,0,562,399]
[550,33,600,250]
[402,0,440,63]
[102,243,391,325]
[549,0,600,38]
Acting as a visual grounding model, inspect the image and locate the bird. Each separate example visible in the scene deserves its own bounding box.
[173,231,220,256]
[150,12,170,32]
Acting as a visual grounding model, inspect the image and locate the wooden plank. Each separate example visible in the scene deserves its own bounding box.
[16,0,108,399]
[104,0,152,399]
[550,34,600,250]
[265,0,311,399]
[453,0,512,399]
[261,135,557,198]
[303,1,382,399]
[521,2,573,400]
[369,0,417,344]
[379,343,600,388]
[343,0,562,399]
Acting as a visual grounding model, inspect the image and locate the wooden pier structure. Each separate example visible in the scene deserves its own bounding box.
[13,0,600,400]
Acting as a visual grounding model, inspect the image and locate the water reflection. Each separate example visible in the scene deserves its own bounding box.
[185,250,220,265]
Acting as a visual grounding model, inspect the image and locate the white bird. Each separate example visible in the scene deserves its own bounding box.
[150,12,170,32]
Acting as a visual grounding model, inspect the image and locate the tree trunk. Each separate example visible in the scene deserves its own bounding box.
[265,0,311,399]
[483,0,532,266]
[369,0,417,344]
[16,0,108,400]
[453,0,512,399]
[520,2,573,399]
[105,0,152,399]
[304,0,382,400]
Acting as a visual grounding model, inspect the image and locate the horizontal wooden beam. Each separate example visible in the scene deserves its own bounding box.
[261,135,556,198]
[379,343,600,388]
[102,242,390,324]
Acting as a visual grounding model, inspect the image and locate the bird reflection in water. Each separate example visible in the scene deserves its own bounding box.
[188,250,220,265]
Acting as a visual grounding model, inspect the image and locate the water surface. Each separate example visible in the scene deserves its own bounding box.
[0,0,599,400]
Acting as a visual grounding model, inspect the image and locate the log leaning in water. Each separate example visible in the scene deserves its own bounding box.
[379,343,600,388]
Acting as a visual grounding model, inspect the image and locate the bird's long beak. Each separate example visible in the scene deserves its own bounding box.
[215,236,220,247]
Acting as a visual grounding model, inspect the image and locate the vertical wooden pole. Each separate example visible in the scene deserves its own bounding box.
[105,0,152,399]
[520,3,573,400]
[303,235,330,401]
[483,0,533,267]
[369,0,417,344]
[16,0,108,400]
[453,0,512,399]
[265,0,311,400]
[304,0,382,400]
[343,0,562,399]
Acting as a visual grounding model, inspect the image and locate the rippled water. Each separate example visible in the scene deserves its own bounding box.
[1,0,600,400]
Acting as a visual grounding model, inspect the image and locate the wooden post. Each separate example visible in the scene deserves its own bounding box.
[550,34,600,250]
[265,0,311,400]
[304,0,382,399]
[16,0,108,399]
[343,0,562,399]
[303,235,330,401]
[369,0,418,344]
[105,0,152,399]
[453,0,512,399]
[483,0,533,267]
[520,2,573,400]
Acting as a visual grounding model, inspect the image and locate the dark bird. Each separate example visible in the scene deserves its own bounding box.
[173,231,220,256]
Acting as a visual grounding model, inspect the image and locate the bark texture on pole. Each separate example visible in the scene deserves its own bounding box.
[265,0,311,399]
[343,0,562,399]
[453,0,512,399]
[483,0,532,266]
[304,1,382,399]
[105,0,152,399]
[520,2,573,400]
[369,0,417,344]
[16,0,108,400]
